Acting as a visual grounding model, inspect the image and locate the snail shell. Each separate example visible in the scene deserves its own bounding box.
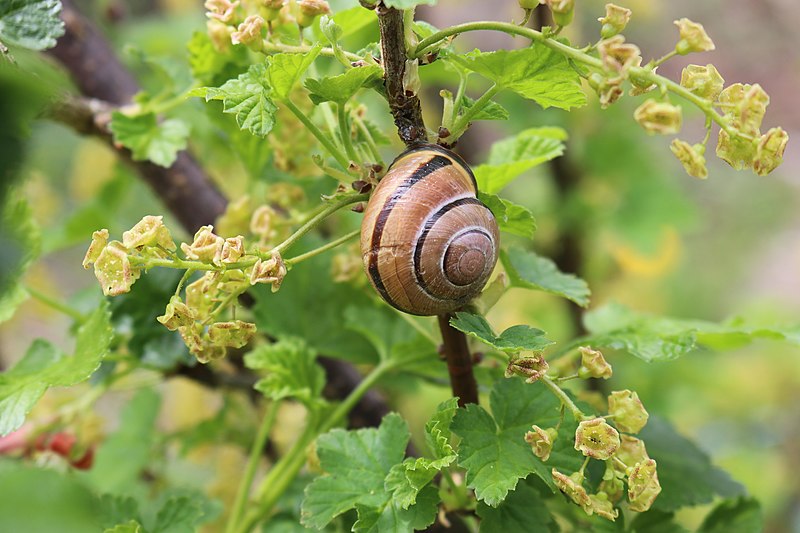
[360,144,500,316]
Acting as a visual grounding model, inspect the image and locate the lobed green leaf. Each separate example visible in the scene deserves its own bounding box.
[244,337,325,406]
[109,112,189,167]
[449,312,554,354]
[0,0,64,51]
[479,192,536,237]
[698,498,763,533]
[501,247,591,307]
[476,476,553,532]
[305,65,383,105]
[268,44,322,100]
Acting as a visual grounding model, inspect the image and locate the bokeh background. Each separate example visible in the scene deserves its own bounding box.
[1,0,798,530]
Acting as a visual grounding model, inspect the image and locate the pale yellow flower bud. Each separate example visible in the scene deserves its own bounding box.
[122,215,176,252]
[674,18,715,55]
[94,241,141,296]
[633,99,682,135]
[578,346,613,379]
[181,225,224,263]
[250,251,287,292]
[541,0,574,27]
[525,425,557,462]
[716,129,757,171]
[670,139,708,179]
[598,4,631,39]
[83,229,109,269]
[587,493,618,521]
[219,236,245,264]
[627,459,661,512]
[205,0,239,23]
[753,127,789,176]
[157,295,196,331]
[552,469,590,509]
[680,64,724,101]
[574,418,620,460]
[250,205,276,239]
[598,35,642,76]
[296,0,330,27]
[505,354,549,383]
[231,15,265,47]
[208,320,256,348]
[608,390,649,433]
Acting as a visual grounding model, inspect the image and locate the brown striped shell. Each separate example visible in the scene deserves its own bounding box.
[360,144,500,316]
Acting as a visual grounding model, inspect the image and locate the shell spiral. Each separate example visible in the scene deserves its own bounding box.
[360,144,500,316]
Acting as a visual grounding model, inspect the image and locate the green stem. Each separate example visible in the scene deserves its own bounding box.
[540,375,586,420]
[448,84,499,140]
[261,41,362,62]
[337,103,358,164]
[283,99,351,170]
[174,268,195,296]
[411,21,736,135]
[285,229,359,267]
[452,72,468,120]
[353,115,383,165]
[25,286,86,322]
[225,401,280,533]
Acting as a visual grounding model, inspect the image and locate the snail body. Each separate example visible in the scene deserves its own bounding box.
[360,144,500,316]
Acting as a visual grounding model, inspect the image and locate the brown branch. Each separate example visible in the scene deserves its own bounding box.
[438,314,479,407]
[376,2,427,145]
[44,0,393,429]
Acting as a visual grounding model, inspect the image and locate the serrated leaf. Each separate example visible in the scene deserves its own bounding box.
[187,31,248,86]
[383,0,436,8]
[0,301,112,436]
[268,44,322,100]
[501,247,590,307]
[449,46,586,110]
[151,496,206,533]
[460,95,509,121]
[449,312,554,354]
[244,337,325,406]
[302,413,410,529]
[352,484,438,533]
[451,378,583,506]
[476,476,553,532]
[104,522,143,533]
[86,388,161,493]
[305,65,383,105]
[641,417,745,512]
[98,495,141,530]
[200,62,277,137]
[109,112,189,167]
[473,127,566,193]
[424,397,458,460]
[0,0,64,51]
[478,192,536,237]
[698,498,762,533]
[0,194,40,324]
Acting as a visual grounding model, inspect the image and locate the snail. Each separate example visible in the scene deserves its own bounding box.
[360,144,500,316]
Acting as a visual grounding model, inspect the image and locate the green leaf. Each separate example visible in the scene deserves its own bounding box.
[0,194,40,324]
[305,65,383,105]
[478,192,536,237]
[0,301,112,436]
[383,0,436,8]
[187,31,248,87]
[476,476,553,532]
[86,388,161,493]
[109,112,189,167]
[0,462,102,532]
[104,521,143,533]
[301,413,410,529]
[98,495,142,529]
[316,7,376,40]
[640,417,745,512]
[449,46,586,110]
[198,62,277,138]
[451,378,583,506]
[699,498,762,533]
[0,0,64,51]
[473,127,566,193]
[460,95,509,121]
[352,484,438,532]
[268,44,322,100]
[244,337,325,406]
[344,303,418,362]
[151,496,206,533]
[449,312,554,354]
[501,247,590,307]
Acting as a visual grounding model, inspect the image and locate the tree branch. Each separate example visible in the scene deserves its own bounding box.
[438,314,479,407]
[45,0,393,429]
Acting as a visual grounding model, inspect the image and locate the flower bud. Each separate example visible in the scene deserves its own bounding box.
[231,15,265,48]
[83,229,109,269]
[525,425,557,462]
[208,320,257,348]
[181,225,224,263]
[598,35,641,76]
[552,469,590,509]
[250,251,287,292]
[207,19,233,52]
[122,215,176,253]
[574,418,620,460]
[753,127,789,176]
[716,129,757,170]
[608,390,649,433]
[578,346,613,379]
[588,493,618,521]
[740,84,769,136]
[195,344,227,364]
[260,0,284,21]
[518,0,538,9]
[627,459,661,512]
[250,205,276,239]
[205,0,239,23]
[674,18,715,55]
[157,295,196,331]
[589,73,623,109]
[542,0,574,27]
[94,241,141,296]
[598,4,631,39]
[599,466,625,503]
[505,354,549,383]
[670,139,708,179]
[178,323,204,354]
[633,99,682,135]
[296,0,330,28]
[186,272,222,318]
[219,236,246,264]
[680,64,724,101]
[615,435,649,470]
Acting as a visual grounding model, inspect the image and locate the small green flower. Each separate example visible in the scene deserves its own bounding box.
[250,252,287,292]
[674,18,715,55]
[716,129,757,171]
[719,83,769,136]
[525,425,557,462]
[578,346,613,379]
[505,354,549,383]
[670,139,708,179]
[574,418,620,460]
[627,459,661,512]
[608,390,649,433]
[181,225,224,264]
[208,320,256,349]
[542,0,574,27]
[260,0,284,21]
[552,469,590,509]
[157,295,196,331]
[296,0,330,27]
[122,215,176,252]
[186,272,222,318]
[633,99,682,135]
[753,127,789,176]
[598,3,631,39]
[587,492,619,521]
[94,241,141,296]
[599,463,625,503]
[598,35,641,76]
[588,73,623,109]
[219,236,245,264]
[83,229,109,269]
[680,64,724,101]
[615,434,650,470]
